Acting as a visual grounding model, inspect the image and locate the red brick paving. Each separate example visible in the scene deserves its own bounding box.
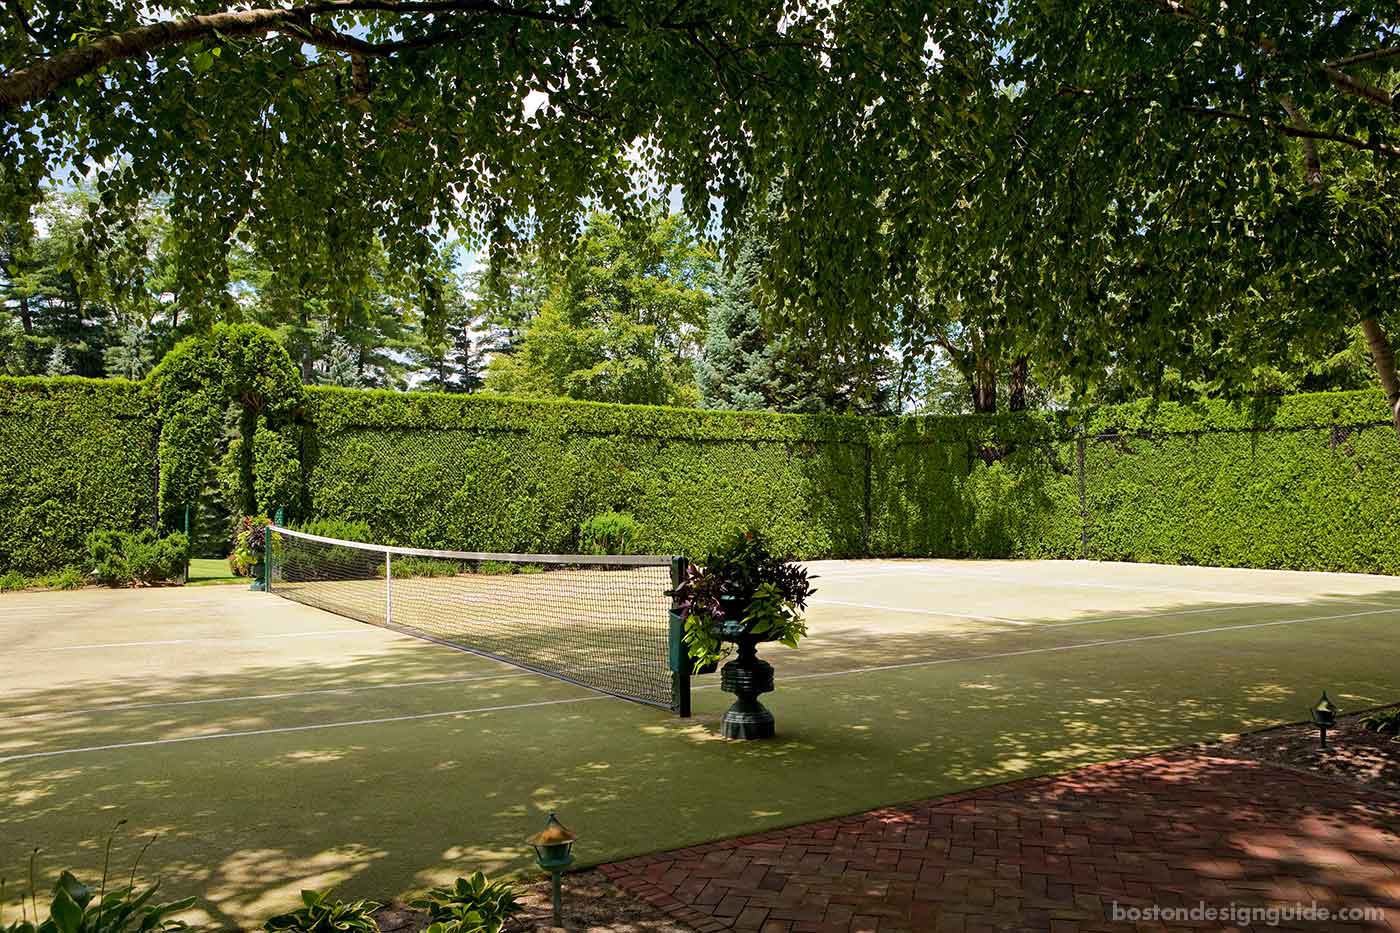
[600,751,1400,931]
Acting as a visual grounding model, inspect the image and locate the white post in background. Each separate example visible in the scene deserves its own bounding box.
[385,549,393,625]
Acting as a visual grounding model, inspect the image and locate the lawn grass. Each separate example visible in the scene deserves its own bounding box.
[186,557,243,586]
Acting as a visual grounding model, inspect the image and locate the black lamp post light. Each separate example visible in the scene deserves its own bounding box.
[1310,691,1338,749]
[527,812,577,927]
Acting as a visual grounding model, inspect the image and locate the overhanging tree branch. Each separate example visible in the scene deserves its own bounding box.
[1178,104,1400,159]
[0,0,634,112]
[1138,0,1396,111]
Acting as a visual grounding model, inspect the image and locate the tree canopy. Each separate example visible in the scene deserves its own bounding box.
[4,0,1397,428]
[484,210,715,406]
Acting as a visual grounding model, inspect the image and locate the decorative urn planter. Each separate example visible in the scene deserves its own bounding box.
[717,625,777,740]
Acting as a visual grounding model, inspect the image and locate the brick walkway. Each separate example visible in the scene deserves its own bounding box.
[600,751,1400,932]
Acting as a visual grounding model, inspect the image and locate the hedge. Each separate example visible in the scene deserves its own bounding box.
[0,377,157,575]
[868,413,1081,559]
[302,387,872,559]
[4,373,1400,576]
[1082,390,1400,574]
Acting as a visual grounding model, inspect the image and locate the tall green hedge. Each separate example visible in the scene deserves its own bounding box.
[868,413,1080,559]
[1082,390,1400,574]
[4,374,1399,576]
[303,388,872,559]
[0,377,157,574]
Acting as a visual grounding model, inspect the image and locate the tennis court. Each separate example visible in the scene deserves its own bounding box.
[3,557,1398,928]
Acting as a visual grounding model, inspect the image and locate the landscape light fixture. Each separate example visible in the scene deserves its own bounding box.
[527,812,576,926]
[1310,691,1338,749]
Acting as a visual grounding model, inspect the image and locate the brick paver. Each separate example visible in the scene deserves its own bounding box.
[600,751,1400,931]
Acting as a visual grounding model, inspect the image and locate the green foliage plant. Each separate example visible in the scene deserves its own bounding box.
[1360,708,1400,738]
[86,529,188,587]
[411,873,520,933]
[261,890,381,933]
[670,530,813,672]
[1,827,194,933]
[229,516,270,577]
[579,511,640,555]
[147,324,303,520]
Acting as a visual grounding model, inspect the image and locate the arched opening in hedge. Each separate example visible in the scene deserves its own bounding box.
[148,324,305,523]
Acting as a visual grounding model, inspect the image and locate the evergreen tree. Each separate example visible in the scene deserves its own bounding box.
[45,342,71,375]
[697,212,890,414]
[318,333,363,387]
[103,321,157,379]
[696,231,779,411]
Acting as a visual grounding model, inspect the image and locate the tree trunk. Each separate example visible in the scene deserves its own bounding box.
[18,295,33,334]
[238,407,258,516]
[1361,317,1400,440]
[972,354,997,413]
[1008,356,1029,412]
[299,309,314,383]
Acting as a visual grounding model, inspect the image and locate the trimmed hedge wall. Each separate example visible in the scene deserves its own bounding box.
[868,413,1080,559]
[0,377,157,574]
[3,375,1398,576]
[303,388,873,559]
[1082,390,1400,574]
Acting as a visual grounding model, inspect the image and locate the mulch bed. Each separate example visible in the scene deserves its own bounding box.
[1209,704,1400,795]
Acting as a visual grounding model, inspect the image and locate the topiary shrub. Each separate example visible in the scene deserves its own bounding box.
[579,511,641,555]
[147,323,304,521]
[86,529,189,586]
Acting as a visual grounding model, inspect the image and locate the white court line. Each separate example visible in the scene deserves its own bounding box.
[776,606,1398,684]
[808,599,1032,626]
[0,695,608,764]
[12,630,365,653]
[815,565,1313,604]
[812,598,1385,632]
[4,670,538,721]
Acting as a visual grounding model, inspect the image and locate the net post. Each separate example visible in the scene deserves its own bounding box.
[668,556,691,718]
[385,548,393,626]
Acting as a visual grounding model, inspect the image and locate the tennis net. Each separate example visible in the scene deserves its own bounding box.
[266,525,690,714]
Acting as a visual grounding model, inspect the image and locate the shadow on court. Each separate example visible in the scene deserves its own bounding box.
[1,582,1397,929]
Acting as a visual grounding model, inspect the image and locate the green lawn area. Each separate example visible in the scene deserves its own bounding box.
[187,557,243,586]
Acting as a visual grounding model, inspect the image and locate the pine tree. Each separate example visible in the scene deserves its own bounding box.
[696,214,835,413]
[319,334,362,387]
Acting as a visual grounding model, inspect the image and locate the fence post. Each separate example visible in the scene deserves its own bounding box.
[1076,426,1088,560]
[862,442,873,557]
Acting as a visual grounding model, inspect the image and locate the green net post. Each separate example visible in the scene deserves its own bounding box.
[183,504,191,582]
[668,556,691,718]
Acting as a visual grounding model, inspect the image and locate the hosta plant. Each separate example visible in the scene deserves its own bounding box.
[261,890,381,933]
[1360,707,1400,738]
[411,874,520,930]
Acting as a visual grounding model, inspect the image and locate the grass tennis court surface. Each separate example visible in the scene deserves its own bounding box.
[2,559,1397,928]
